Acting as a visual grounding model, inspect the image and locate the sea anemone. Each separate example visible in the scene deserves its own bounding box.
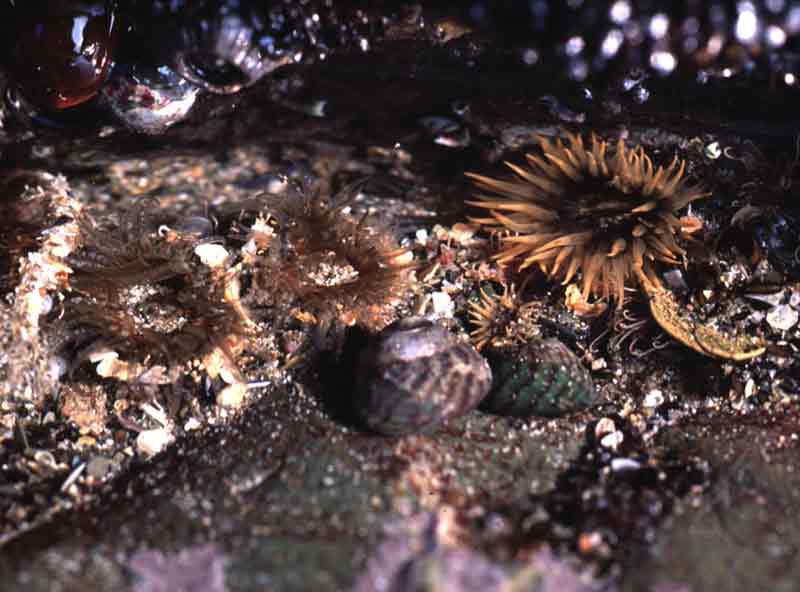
[63,202,250,384]
[244,187,415,333]
[468,283,535,351]
[467,133,708,306]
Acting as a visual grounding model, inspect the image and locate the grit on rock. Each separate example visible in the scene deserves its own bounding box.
[3,2,800,591]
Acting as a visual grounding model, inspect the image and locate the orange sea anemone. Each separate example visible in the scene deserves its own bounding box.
[467,133,708,306]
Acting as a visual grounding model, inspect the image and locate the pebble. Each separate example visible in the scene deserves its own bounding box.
[216,383,248,408]
[77,435,97,448]
[195,243,229,268]
[591,357,607,371]
[767,304,798,331]
[610,458,642,472]
[594,417,616,439]
[643,389,664,408]
[600,431,624,451]
[32,450,56,468]
[577,531,605,555]
[136,428,174,457]
[86,456,113,479]
[718,262,750,289]
[449,223,476,244]
[431,291,454,317]
[184,417,202,432]
[662,269,688,292]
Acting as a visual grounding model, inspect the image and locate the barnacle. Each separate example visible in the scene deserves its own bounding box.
[63,201,251,384]
[245,188,415,332]
[467,133,708,306]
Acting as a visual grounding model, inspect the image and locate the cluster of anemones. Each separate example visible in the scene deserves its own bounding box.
[59,186,415,389]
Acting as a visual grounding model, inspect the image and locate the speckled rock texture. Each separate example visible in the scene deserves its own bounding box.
[3,2,800,591]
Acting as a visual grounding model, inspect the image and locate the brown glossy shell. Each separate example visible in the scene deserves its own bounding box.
[355,317,492,435]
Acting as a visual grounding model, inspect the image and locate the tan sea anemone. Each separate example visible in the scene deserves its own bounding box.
[246,190,415,332]
[467,133,708,306]
[64,202,251,384]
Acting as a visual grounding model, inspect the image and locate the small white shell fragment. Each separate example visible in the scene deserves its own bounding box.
[93,352,121,378]
[242,239,257,255]
[449,223,477,244]
[432,225,449,240]
[431,291,454,317]
[219,365,240,385]
[389,249,414,266]
[136,428,174,457]
[611,458,641,472]
[203,349,227,379]
[216,383,248,408]
[767,304,799,331]
[48,356,69,381]
[744,289,784,307]
[38,294,54,316]
[140,402,170,427]
[600,431,624,451]
[88,349,119,364]
[704,141,721,159]
[591,357,607,371]
[184,417,202,432]
[137,365,170,385]
[594,417,616,439]
[643,389,664,408]
[195,243,229,268]
[250,216,274,235]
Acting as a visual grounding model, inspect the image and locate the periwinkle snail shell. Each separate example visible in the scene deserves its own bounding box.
[355,317,492,436]
[482,338,597,418]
